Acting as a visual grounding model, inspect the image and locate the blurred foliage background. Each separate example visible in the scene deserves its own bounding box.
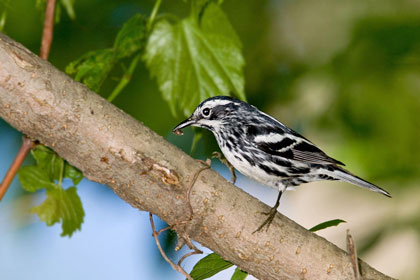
[1,0,420,279]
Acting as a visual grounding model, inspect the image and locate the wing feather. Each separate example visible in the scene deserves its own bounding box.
[247,125,344,166]
[291,141,344,165]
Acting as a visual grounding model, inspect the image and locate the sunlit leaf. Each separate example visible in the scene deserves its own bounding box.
[144,2,245,116]
[309,219,346,232]
[19,145,84,237]
[189,253,233,280]
[114,14,148,58]
[31,186,84,237]
[18,166,57,192]
[31,189,60,226]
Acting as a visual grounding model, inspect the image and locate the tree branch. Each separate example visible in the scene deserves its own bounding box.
[0,32,394,280]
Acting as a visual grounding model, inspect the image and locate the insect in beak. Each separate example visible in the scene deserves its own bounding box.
[172,117,196,135]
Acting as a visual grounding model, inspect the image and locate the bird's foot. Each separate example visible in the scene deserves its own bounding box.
[253,207,278,233]
[212,151,237,184]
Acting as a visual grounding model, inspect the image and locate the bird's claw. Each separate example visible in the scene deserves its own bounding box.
[197,158,212,167]
[253,208,278,233]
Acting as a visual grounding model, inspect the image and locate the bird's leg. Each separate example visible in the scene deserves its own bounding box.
[171,159,211,251]
[212,151,237,184]
[253,190,283,233]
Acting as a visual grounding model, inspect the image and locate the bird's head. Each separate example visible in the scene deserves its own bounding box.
[173,96,248,135]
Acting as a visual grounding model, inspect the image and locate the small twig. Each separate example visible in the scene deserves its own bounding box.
[40,0,56,60]
[346,229,361,280]
[149,213,194,280]
[156,226,171,236]
[0,136,34,201]
[212,151,236,184]
[177,249,202,267]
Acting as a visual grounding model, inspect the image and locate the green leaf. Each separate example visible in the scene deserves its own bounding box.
[31,189,60,226]
[66,48,116,92]
[189,253,233,280]
[144,2,245,117]
[31,145,83,185]
[18,166,57,192]
[114,14,148,59]
[309,219,346,232]
[19,145,84,237]
[60,0,75,20]
[31,186,84,237]
[64,164,83,185]
[32,145,64,182]
[231,268,247,280]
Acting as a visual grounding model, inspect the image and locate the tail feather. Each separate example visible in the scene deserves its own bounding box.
[329,167,391,198]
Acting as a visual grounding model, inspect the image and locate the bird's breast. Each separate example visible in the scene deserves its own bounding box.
[215,133,284,189]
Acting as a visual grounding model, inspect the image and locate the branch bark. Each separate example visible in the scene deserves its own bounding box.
[0,32,394,280]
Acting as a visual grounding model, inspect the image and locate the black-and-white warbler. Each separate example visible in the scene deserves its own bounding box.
[173,96,391,232]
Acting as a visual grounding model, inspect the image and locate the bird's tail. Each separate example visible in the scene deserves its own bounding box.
[329,167,391,198]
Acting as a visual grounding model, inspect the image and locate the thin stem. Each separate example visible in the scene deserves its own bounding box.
[107,53,141,103]
[156,226,171,236]
[0,137,34,201]
[178,250,201,267]
[147,0,162,31]
[108,0,162,103]
[40,0,56,60]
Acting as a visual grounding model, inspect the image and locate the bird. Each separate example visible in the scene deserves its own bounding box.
[172,96,391,232]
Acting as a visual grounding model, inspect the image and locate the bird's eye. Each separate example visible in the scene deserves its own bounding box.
[202,108,211,117]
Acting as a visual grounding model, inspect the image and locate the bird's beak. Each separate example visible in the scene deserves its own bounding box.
[172,117,196,135]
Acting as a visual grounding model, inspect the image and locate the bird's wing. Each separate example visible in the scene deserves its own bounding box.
[246,125,344,166]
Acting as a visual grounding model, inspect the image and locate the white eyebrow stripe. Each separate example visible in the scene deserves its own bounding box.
[206,100,234,107]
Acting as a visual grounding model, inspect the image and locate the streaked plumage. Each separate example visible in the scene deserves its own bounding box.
[173,96,390,231]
